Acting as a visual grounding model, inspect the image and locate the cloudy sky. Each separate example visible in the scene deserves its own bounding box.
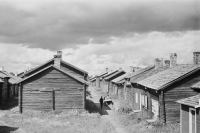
[0,0,200,75]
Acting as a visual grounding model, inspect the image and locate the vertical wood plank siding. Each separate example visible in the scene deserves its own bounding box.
[22,67,85,111]
[181,105,189,133]
[164,70,200,123]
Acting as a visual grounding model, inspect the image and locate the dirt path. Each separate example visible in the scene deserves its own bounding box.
[87,87,128,133]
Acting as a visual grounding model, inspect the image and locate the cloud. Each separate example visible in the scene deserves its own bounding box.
[0,0,199,50]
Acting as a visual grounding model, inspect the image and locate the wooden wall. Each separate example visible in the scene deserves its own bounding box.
[0,83,3,103]
[181,105,189,133]
[22,67,85,111]
[164,70,200,123]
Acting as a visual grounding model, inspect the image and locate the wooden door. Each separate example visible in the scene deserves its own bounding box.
[189,108,196,133]
[151,99,159,118]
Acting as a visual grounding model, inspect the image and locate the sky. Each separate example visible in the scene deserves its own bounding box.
[0,0,200,76]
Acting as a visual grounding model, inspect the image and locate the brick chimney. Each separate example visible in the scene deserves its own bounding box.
[155,58,164,69]
[193,52,200,65]
[106,68,108,72]
[170,53,177,67]
[119,67,122,71]
[164,60,170,67]
[54,51,62,68]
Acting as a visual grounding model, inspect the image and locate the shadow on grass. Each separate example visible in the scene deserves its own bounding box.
[0,126,18,133]
[0,97,18,110]
[85,99,111,115]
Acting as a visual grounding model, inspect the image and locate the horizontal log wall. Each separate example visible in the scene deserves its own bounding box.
[164,70,200,123]
[22,67,84,111]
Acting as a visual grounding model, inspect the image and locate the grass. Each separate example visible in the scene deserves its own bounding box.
[0,107,115,133]
[111,97,180,133]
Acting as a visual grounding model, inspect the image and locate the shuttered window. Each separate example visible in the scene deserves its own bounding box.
[144,95,148,108]
[135,93,138,103]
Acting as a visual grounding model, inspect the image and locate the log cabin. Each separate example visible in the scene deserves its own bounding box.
[100,70,119,92]
[0,70,21,104]
[123,65,155,103]
[90,77,96,87]
[111,73,127,97]
[137,52,200,124]
[17,51,89,113]
[104,68,125,94]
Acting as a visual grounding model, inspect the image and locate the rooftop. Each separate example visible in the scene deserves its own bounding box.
[138,64,200,90]
[176,95,200,108]
[104,70,125,80]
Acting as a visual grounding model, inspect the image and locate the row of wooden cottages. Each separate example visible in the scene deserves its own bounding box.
[91,52,200,126]
[16,51,89,113]
[0,69,21,104]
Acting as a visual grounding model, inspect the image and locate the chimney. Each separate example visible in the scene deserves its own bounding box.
[164,60,170,67]
[170,53,177,67]
[154,58,164,69]
[130,66,134,73]
[54,51,62,68]
[119,67,122,71]
[0,67,4,71]
[106,68,108,72]
[193,52,200,65]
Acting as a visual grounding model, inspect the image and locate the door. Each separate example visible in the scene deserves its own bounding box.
[151,99,159,118]
[189,108,196,133]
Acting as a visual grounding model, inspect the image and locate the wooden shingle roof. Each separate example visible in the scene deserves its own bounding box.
[101,70,118,79]
[104,70,125,80]
[191,81,200,89]
[176,95,200,108]
[125,65,155,79]
[0,71,21,84]
[131,66,169,84]
[138,64,200,90]
[112,73,128,83]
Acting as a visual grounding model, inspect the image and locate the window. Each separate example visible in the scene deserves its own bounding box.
[141,95,144,106]
[144,95,148,108]
[135,93,138,103]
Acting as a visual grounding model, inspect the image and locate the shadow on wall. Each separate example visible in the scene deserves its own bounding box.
[85,99,111,115]
[0,97,18,110]
[0,126,19,133]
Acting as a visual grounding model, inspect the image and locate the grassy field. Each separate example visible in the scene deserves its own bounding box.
[112,97,180,133]
[0,106,115,133]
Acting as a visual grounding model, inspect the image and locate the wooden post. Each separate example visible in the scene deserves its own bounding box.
[19,83,22,114]
[159,90,166,124]
[52,90,55,110]
[147,89,152,118]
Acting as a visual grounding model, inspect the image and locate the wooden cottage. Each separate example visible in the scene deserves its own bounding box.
[17,51,88,113]
[90,77,96,87]
[0,70,21,104]
[111,73,127,97]
[104,68,125,94]
[95,70,108,88]
[176,81,200,133]
[99,70,118,92]
[123,65,155,102]
[137,53,200,123]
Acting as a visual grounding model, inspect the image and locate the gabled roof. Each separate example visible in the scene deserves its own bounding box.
[191,81,200,89]
[131,66,169,84]
[104,70,125,80]
[18,65,89,85]
[101,70,118,79]
[176,95,200,108]
[138,64,200,90]
[23,58,88,78]
[125,65,155,79]
[90,77,96,82]
[0,71,21,84]
[61,60,88,74]
[112,73,128,83]
[96,71,108,77]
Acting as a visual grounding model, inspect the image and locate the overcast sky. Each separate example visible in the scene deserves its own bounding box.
[0,0,200,75]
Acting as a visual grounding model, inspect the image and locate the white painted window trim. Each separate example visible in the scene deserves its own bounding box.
[139,93,142,110]
[135,93,138,104]
[189,107,196,133]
